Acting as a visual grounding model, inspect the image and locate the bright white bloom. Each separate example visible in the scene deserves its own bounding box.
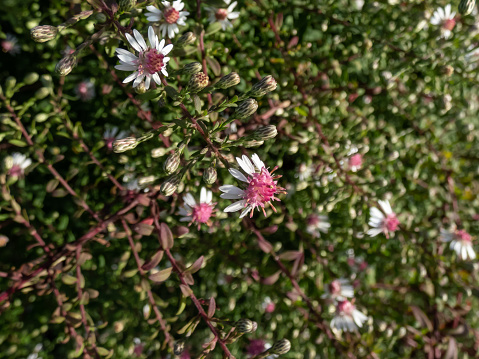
[430,5,456,39]
[178,187,215,229]
[2,34,21,55]
[115,27,173,89]
[330,300,368,332]
[440,228,476,261]
[367,200,400,238]
[5,153,32,177]
[103,126,128,151]
[75,80,95,101]
[145,1,189,39]
[205,0,240,30]
[306,214,330,238]
[220,154,285,218]
[296,163,314,181]
[321,279,354,302]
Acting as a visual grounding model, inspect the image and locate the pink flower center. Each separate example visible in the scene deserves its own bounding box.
[78,83,88,94]
[140,48,165,75]
[456,229,472,242]
[329,280,341,296]
[164,6,180,24]
[265,302,275,313]
[8,165,23,177]
[2,41,13,52]
[337,300,354,315]
[385,214,399,232]
[244,168,283,214]
[247,339,266,356]
[192,203,214,224]
[349,154,363,168]
[443,19,456,31]
[215,8,228,20]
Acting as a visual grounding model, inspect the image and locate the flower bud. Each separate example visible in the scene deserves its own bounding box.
[203,167,217,185]
[188,72,209,93]
[24,73,39,85]
[34,87,50,100]
[113,137,138,153]
[93,12,107,23]
[459,0,476,15]
[164,151,181,175]
[442,65,454,77]
[254,125,277,141]
[244,139,264,148]
[235,98,258,120]
[134,82,147,94]
[119,0,137,13]
[215,72,240,89]
[173,340,185,355]
[175,32,196,47]
[5,77,16,91]
[30,25,58,43]
[160,175,180,196]
[182,62,203,76]
[249,75,277,97]
[55,54,77,76]
[235,319,255,333]
[0,235,9,247]
[271,339,291,355]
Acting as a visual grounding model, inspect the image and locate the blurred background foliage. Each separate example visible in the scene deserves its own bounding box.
[1,0,479,358]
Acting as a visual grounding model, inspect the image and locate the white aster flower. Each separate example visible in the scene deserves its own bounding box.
[321,279,354,302]
[5,153,32,177]
[219,154,285,218]
[296,163,314,182]
[2,34,21,55]
[330,300,368,332]
[178,187,216,229]
[115,26,173,89]
[145,1,190,39]
[306,213,330,238]
[367,200,400,238]
[75,80,95,101]
[205,0,240,31]
[440,228,476,261]
[430,5,456,39]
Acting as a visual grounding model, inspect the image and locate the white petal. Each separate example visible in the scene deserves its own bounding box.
[123,71,139,83]
[133,29,148,51]
[229,168,248,182]
[367,228,383,237]
[146,5,162,14]
[236,155,255,175]
[144,76,151,90]
[228,1,237,12]
[239,206,253,218]
[251,153,265,170]
[219,185,244,195]
[183,193,196,207]
[115,64,138,71]
[200,187,207,203]
[180,216,192,222]
[148,27,158,49]
[224,200,246,213]
[152,73,162,85]
[126,32,142,53]
[378,200,392,215]
[132,74,145,87]
[157,39,165,52]
[227,12,240,19]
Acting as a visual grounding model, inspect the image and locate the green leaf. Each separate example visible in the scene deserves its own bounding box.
[149,267,173,283]
[205,22,223,36]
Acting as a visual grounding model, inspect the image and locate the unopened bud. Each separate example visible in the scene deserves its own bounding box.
[34,87,50,100]
[249,75,277,97]
[203,167,217,185]
[459,0,476,15]
[254,125,277,141]
[173,340,185,355]
[113,137,138,153]
[160,175,180,196]
[215,72,240,89]
[235,98,258,120]
[164,151,181,174]
[182,62,202,76]
[271,339,291,355]
[93,12,107,23]
[244,139,264,148]
[55,54,77,76]
[31,25,58,43]
[442,65,454,77]
[0,235,9,247]
[188,72,209,93]
[5,77,16,91]
[24,73,39,85]
[119,0,137,13]
[235,319,255,333]
[135,82,147,94]
[176,32,196,47]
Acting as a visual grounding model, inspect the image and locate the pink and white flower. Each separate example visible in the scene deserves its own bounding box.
[306,214,330,238]
[220,154,285,218]
[349,153,363,172]
[75,80,95,101]
[5,153,32,177]
[330,300,368,332]
[103,126,128,151]
[179,187,216,229]
[205,0,240,31]
[430,5,456,39]
[321,279,354,302]
[2,34,20,55]
[367,200,400,238]
[145,1,189,39]
[115,26,173,89]
[440,228,476,260]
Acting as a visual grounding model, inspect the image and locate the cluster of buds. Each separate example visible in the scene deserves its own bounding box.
[249,75,277,97]
[215,72,241,89]
[188,72,209,93]
[30,25,58,43]
[113,137,138,153]
[181,62,203,76]
[160,174,181,196]
[253,125,278,141]
[235,98,258,120]
[55,54,77,76]
[203,166,217,185]
[459,0,476,15]
[175,32,196,48]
